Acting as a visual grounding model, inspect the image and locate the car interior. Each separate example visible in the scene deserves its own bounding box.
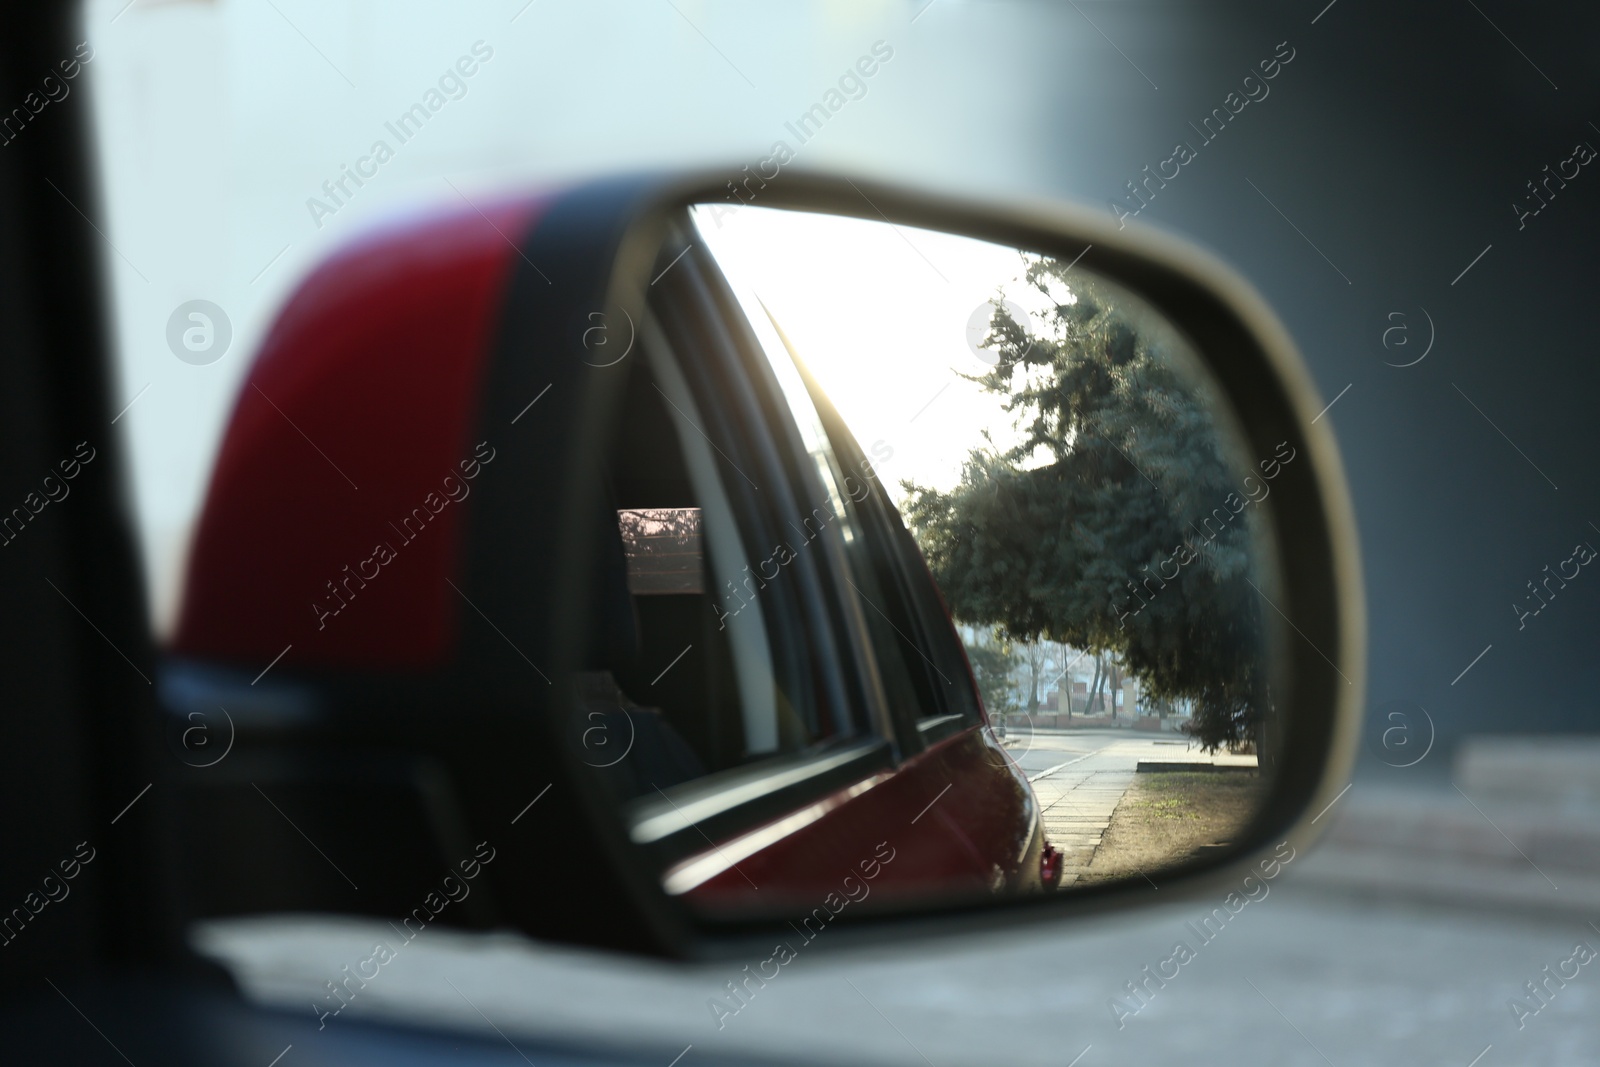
[586,334,820,800]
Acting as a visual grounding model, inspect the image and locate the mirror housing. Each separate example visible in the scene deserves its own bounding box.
[169,170,1363,959]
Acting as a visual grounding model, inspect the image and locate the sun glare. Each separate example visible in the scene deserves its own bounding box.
[692,204,1051,498]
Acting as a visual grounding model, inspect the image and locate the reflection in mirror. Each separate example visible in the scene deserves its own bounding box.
[587,204,1287,919]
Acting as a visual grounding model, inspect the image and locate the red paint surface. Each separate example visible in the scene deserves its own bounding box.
[680,725,1040,912]
[173,198,547,670]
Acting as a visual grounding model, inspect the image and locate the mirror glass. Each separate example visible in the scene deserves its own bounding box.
[583,204,1288,920]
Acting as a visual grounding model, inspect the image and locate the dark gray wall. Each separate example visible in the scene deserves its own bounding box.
[1014,0,1600,774]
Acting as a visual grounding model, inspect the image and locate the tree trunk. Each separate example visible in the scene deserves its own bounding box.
[1026,645,1040,714]
[1255,684,1270,761]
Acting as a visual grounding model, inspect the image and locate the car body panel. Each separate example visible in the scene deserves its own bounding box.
[677,724,1045,913]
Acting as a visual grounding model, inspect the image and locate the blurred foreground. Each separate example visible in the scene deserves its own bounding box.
[198,736,1600,1066]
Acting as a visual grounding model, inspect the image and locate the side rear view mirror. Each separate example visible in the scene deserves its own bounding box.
[165,172,1362,959]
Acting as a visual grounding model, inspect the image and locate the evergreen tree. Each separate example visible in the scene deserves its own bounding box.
[904,258,1266,750]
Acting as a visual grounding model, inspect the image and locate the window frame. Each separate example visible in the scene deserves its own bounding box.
[621,230,908,874]
[791,363,989,753]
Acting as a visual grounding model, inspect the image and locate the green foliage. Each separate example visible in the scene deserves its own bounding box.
[903,258,1264,750]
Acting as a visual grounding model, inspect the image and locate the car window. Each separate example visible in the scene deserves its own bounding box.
[576,324,851,805]
[693,209,973,750]
[828,412,988,736]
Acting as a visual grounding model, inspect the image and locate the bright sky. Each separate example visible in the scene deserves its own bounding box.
[692,204,1061,500]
